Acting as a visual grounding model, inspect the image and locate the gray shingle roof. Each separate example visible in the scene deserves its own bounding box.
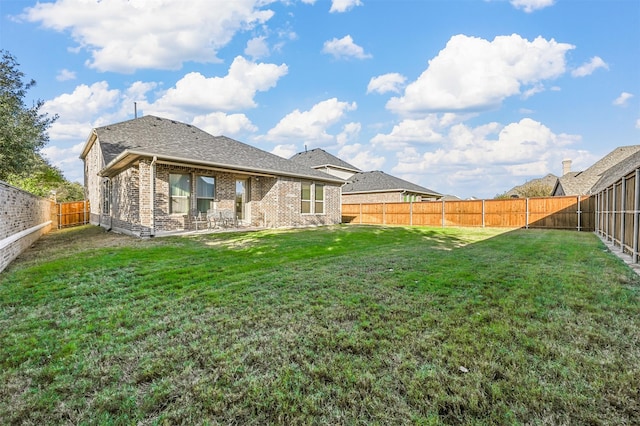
[84,115,344,183]
[290,148,361,172]
[591,149,640,193]
[342,170,441,196]
[554,145,640,195]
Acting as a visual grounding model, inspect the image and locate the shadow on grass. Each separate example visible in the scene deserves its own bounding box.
[1,224,639,425]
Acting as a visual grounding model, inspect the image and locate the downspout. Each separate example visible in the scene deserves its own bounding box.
[150,156,157,237]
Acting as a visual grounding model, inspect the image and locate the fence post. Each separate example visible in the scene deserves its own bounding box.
[634,169,640,263]
[482,199,486,228]
[525,198,529,229]
[441,199,445,228]
[383,202,386,225]
[359,203,362,225]
[620,178,626,249]
[612,184,617,245]
[410,201,413,226]
[577,196,582,232]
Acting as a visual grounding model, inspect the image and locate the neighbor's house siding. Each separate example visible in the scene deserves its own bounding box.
[0,181,55,273]
[342,191,411,204]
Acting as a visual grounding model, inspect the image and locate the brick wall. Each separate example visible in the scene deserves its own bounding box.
[342,191,405,204]
[0,181,55,273]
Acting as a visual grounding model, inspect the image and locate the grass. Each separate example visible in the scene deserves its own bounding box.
[1,224,639,425]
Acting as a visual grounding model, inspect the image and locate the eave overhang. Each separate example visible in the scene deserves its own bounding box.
[98,150,346,184]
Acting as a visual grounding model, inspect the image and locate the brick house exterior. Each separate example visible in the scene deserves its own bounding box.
[290,149,442,203]
[80,116,344,237]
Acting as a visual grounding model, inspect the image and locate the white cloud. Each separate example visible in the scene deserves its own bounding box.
[22,0,275,73]
[245,36,270,60]
[56,69,76,81]
[337,122,361,145]
[271,144,298,159]
[146,56,288,115]
[613,92,634,107]
[636,119,640,129]
[371,116,448,149]
[41,142,86,182]
[191,112,257,136]
[367,73,407,94]
[264,98,357,143]
[322,35,372,60]
[571,56,608,77]
[42,81,122,138]
[387,34,574,114]
[510,0,555,13]
[330,0,363,13]
[391,118,583,197]
[338,144,385,170]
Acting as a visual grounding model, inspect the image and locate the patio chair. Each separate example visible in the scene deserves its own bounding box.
[206,209,222,229]
[220,210,237,228]
[191,209,207,231]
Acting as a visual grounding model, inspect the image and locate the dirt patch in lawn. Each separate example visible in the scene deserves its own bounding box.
[9,225,143,269]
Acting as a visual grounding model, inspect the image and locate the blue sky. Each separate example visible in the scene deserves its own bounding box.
[1,0,638,198]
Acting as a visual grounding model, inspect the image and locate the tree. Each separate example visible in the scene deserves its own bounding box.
[0,50,57,181]
[6,153,85,202]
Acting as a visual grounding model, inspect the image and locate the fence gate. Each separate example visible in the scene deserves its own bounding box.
[57,200,90,229]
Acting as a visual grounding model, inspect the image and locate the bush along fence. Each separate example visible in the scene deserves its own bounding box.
[342,195,595,231]
[594,167,640,263]
[0,181,56,273]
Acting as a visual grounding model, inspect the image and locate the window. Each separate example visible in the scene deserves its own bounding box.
[301,182,324,214]
[301,182,311,214]
[196,176,215,213]
[170,173,190,214]
[102,179,111,215]
[314,183,324,214]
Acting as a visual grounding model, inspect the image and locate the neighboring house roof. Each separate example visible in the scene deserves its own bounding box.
[290,148,361,174]
[505,173,558,197]
[342,170,441,197]
[591,149,640,194]
[553,145,640,195]
[80,115,344,184]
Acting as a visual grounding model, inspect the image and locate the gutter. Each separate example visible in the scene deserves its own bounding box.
[99,150,346,184]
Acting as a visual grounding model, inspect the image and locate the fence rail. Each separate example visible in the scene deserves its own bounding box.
[342,195,594,231]
[594,168,640,263]
[57,200,90,229]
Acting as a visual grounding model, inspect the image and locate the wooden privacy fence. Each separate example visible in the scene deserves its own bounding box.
[594,168,640,263]
[343,195,594,231]
[57,200,90,229]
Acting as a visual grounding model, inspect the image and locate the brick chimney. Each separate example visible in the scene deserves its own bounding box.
[562,159,572,176]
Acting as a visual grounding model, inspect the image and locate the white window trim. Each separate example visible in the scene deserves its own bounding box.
[301,181,325,215]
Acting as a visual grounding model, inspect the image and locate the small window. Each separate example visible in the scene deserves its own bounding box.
[314,183,324,214]
[170,173,190,214]
[301,181,324,214]
[301,182,311,214]
[196,176,215,213]
[102,179,111,215]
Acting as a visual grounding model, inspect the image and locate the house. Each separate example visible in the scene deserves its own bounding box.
[552,145,640,196]
[590,149,640,194]
[290,148,442,203]
[80,116,345,237]
[290,148,362,180]
[502,173,558,198]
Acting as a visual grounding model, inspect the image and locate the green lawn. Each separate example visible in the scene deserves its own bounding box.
[1,225,639,425]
